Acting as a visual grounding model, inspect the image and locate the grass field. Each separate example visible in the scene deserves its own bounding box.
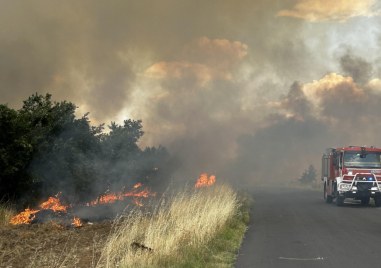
[0,184,249,268]
[0,203,14,227]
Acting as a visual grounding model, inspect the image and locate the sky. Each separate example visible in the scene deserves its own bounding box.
[1,0,381,184]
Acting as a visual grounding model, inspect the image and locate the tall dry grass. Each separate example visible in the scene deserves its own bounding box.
[0,203,15,226]
[96,184,238,267]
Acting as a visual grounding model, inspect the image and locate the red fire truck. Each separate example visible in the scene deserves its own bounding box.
[322,146,381,206]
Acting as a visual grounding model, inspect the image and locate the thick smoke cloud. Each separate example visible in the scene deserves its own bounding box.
[277,0,379,22]
[230,69,381,185]
[340,53,373,85]
[0,0,302,118]
[2,1,381,187]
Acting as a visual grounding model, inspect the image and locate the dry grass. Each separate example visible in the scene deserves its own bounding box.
[0,185,247,267]
[0,203,15,226]
[0,222,111,268]
[96,184,239,268]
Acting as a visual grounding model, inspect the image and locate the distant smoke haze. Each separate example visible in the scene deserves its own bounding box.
[1,1,381,187]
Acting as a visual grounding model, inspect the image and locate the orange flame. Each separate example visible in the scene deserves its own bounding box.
[72,216,83,228]
[133,198,144,207]
[123,189,154,198]
[39,196,68,212]
[9,208,39,225]
[133,183,143,189]
[87,183,156,206]
[10,193,68,225]
[195,173,216,188]
[10,183,156,226]
[88,193,122,206]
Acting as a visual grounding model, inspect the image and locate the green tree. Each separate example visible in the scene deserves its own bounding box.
[0,104,33,201]
[137,146,172,188]
[99,120,144,190]
[0,93,172,205]
[20,94,103,201]
[298,164,317,185]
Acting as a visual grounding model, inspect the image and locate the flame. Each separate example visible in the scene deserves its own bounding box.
[39,196,68,212]
[72,216,83,228]
[133,198,144,207]
[88,193,122,206]
[9,208,39,225]
[87,183,156,206]
[195,173,216,188]
[10,194,68,225]
[10,183,156,226]
[133,183,143,189]
[123,189,154,198]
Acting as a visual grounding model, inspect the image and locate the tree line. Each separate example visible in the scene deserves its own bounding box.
[0,93,173,207]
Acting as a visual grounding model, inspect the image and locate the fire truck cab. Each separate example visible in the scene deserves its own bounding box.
[322,146,381,206]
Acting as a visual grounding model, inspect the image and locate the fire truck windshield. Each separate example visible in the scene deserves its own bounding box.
[343,152,381,168]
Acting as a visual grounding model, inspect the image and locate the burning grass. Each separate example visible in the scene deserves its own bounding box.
[9,183,154,227]
[0,179,249,267]
[96,184,242,267]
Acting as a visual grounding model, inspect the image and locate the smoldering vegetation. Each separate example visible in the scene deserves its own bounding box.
[0,183,247,268]
[0,93,174,207]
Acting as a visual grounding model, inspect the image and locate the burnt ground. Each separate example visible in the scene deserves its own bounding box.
[0,222,112,268]
[236,187,381,268]
[0,196,162,267]
[0,195,159,267]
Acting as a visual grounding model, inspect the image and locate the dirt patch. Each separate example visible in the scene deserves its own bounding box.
[0,222,112,268]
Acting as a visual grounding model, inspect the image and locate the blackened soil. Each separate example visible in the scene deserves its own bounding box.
[0,221,112,268]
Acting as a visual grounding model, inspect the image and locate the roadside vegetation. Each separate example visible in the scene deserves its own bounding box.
[0,185,249,267]
[0,93,173,207]
[96,184,247,268]
[0,93,250,267]
[0,203,15,226]
[289,164,320,190]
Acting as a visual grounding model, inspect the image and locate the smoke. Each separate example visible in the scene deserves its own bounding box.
[2,1,381,189]
[340,53,373,85]
[277,0,379,22]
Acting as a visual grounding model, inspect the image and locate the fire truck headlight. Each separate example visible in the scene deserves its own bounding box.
[371,187,378,191]
[339,183,351,191]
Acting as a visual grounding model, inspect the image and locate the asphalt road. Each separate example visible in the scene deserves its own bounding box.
[235,187,381,268]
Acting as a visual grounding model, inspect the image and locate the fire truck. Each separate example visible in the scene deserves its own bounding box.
[322,146,381,206]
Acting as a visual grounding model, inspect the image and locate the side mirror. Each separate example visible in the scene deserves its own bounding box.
[333,153,337,166]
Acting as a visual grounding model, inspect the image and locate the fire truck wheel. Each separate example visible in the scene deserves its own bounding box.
[324,183,333,203]
[374,197,381,207]
[336,197,344,206]
[360,197,370,206]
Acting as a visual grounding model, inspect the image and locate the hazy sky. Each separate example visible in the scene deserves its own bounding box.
[1,0,381,183]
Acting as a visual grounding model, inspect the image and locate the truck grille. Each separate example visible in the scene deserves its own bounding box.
[356,182,373,191]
